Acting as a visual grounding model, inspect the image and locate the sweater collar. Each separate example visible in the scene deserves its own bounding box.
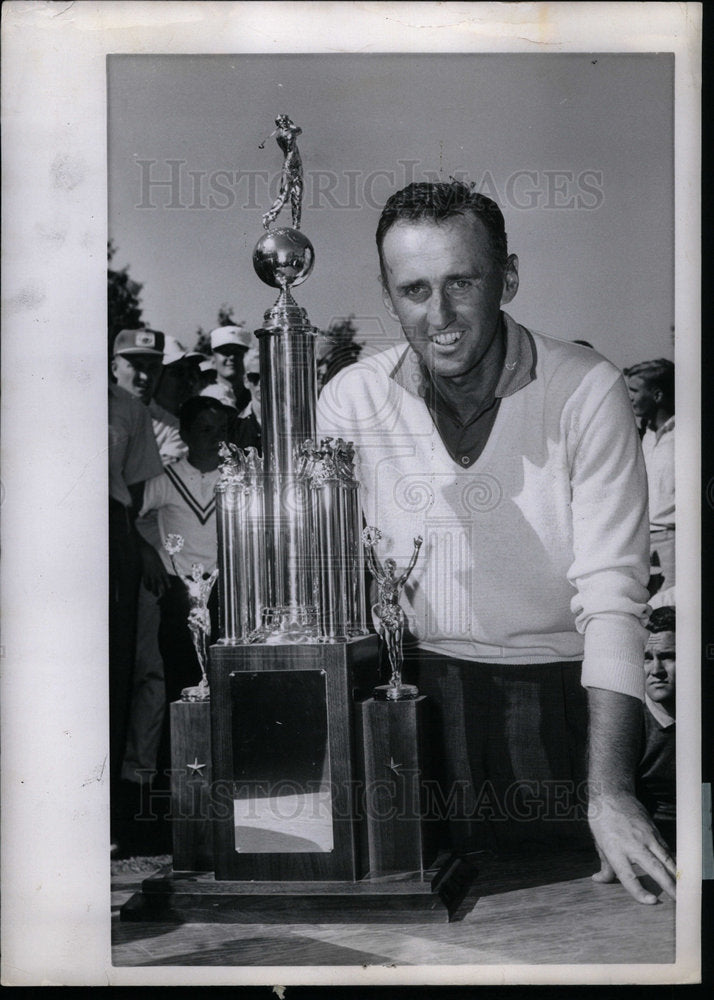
[645,694,676,729]
[389,311,536,401]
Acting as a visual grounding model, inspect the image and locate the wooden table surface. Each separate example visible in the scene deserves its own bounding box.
[111,849,675,968]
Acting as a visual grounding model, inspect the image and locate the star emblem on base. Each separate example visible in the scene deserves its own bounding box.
[186,757,206,775]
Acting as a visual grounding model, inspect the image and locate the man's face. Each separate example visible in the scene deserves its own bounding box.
[626,375,659,422]
[154,360,201,414]
[244,370,261,405]
[213,346,246,384]
[183,407,230,458]
[644,630,676,710]
[380,214,518,381]
[112,353,162,404]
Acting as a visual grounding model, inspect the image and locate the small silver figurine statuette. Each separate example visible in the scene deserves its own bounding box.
[163,534,218,701]
[363,527,423,701]
[260,114,304,231]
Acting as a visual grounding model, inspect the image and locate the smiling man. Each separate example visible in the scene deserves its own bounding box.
[317,180,675,905]
[111,328,165,405]
[201,324,254,413]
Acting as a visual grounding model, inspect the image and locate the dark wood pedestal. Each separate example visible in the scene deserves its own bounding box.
[121,636,479,923]
[120,853,480,924]
[356,695,439,876]
[169,700,213,872]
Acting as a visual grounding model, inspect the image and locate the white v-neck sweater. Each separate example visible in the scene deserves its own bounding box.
[317,314,650,700]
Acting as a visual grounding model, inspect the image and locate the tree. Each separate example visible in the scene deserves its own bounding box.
[107,240,145,354]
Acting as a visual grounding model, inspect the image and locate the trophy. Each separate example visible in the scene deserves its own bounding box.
[125,117,476,922]
[214,114,369,645]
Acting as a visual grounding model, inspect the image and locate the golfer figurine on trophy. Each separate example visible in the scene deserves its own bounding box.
[363,527,423,701]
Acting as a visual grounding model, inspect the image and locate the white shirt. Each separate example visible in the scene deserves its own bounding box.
[148,400,188,466]
[139,457,220,578]
[641,416,675,530]
[201,380,237,410]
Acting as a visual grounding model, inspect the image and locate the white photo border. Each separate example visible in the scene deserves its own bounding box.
[0,0,701,987]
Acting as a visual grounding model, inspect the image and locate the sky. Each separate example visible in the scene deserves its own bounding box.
[108,52,674,371]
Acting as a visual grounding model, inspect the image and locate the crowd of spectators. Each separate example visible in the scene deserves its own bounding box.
[108,325,261,854]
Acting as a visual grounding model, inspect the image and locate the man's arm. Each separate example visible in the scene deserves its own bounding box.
[129,481,169,598]
[587,686,676,903]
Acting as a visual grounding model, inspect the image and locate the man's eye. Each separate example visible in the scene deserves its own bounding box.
[449,279,473,291]
[404,285,427,299]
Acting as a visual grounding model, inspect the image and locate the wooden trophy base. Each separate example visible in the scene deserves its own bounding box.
[120,639,479,924]
[120,851,479,924]
[356,694,439,876]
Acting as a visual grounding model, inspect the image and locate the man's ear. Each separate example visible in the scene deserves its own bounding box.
[381,280,399,322]
[653,386,663,404]
[501,254,519,305]
[111,357,118,377]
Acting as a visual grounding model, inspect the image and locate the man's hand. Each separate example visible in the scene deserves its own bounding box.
[587,687,676,904]
[139,540,169,598]
[589,788,676,904]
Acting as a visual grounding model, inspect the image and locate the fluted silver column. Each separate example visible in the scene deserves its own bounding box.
[305,439,370,643]
[215,445,267,643]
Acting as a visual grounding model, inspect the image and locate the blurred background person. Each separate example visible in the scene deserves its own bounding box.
[316,316,364,394]
[111,326,185,465]
[138,397,231,807]
[108,328,165,852]
[120,333,205,821]
[234,345,262,453]
[197,355,217,391]
[152,334,203,418]
[624,359,675,594]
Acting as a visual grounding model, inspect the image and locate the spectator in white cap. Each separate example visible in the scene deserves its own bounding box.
[235,345,262,453]
[200,324,254,412]
[197,355,218,391]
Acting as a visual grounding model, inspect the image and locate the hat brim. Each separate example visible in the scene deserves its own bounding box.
[114,348,164,358]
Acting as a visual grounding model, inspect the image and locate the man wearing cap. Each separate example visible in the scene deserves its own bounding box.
[120,333,206,799]
[112,328,165,404]
[111,328,184,466]
[153,334,203,420]
[200,324,254,412]
[108,342,164,850]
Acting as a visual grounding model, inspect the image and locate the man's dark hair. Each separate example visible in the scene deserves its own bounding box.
[376,180,508,286]
[623,358,675,410]
[647,605,676,634]
[179,394,230,440]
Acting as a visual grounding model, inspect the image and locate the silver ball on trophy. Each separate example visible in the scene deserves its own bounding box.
[252,227,315,289]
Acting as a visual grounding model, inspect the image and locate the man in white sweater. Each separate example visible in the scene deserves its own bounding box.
[317,180,675,904]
